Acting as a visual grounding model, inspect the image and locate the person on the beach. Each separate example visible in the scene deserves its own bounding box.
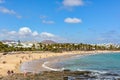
[20,60,22,64]
[32,71,35,75]
[7,70,11,75]
[24,70,27,77]
[11,70,14,75]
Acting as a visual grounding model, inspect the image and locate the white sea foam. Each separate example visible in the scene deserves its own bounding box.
[42,61,64,71]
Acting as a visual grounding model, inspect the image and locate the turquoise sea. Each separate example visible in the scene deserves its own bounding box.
[54,52,120,79]
[61,53,120,71]
[21,52,120,79]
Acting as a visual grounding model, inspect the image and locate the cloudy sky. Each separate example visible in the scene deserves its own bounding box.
[0,0,120,43]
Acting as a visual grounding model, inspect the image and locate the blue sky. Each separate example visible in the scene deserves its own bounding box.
[0,0,120,43]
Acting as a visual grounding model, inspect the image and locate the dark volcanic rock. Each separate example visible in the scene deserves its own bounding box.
[1,71,120,80]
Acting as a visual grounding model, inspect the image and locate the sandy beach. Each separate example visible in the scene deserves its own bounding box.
[0,50,120,76]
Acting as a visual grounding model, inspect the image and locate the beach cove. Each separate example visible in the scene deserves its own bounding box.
[0,50,120,77]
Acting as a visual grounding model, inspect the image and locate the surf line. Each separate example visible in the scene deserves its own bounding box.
[42,61,64,71]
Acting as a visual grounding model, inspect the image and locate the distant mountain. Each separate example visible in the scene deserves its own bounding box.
[41,40,56,44]
[1,40,16,43]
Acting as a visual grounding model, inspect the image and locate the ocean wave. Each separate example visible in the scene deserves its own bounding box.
[42,61,64,71]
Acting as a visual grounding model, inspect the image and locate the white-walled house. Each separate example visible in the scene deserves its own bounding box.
[2,40,34,48]
[2,40,18,47]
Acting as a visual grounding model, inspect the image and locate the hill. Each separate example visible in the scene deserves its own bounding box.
[41,40,56,44]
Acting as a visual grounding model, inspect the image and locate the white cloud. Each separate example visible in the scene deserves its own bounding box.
[0,7,22,18]
[8,31,17,35]
[18,27,56,39]
[64,17,82,23]
[62,0,84,7]
[0,0,4,3]
[40,15,47,19]
[42,20,55,24]
[40,32,55,38]
[16,15,22,19]
[0,27,65,42]
[0,7,16,14]
[19,27,32,36]
[32,31,39,36]
[97,38,105,41]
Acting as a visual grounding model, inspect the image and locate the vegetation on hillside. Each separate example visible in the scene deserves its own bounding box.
[0,41,120,53]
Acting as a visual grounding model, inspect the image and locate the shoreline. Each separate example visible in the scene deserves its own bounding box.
[0,50,120,76]
[41,50,120,72]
